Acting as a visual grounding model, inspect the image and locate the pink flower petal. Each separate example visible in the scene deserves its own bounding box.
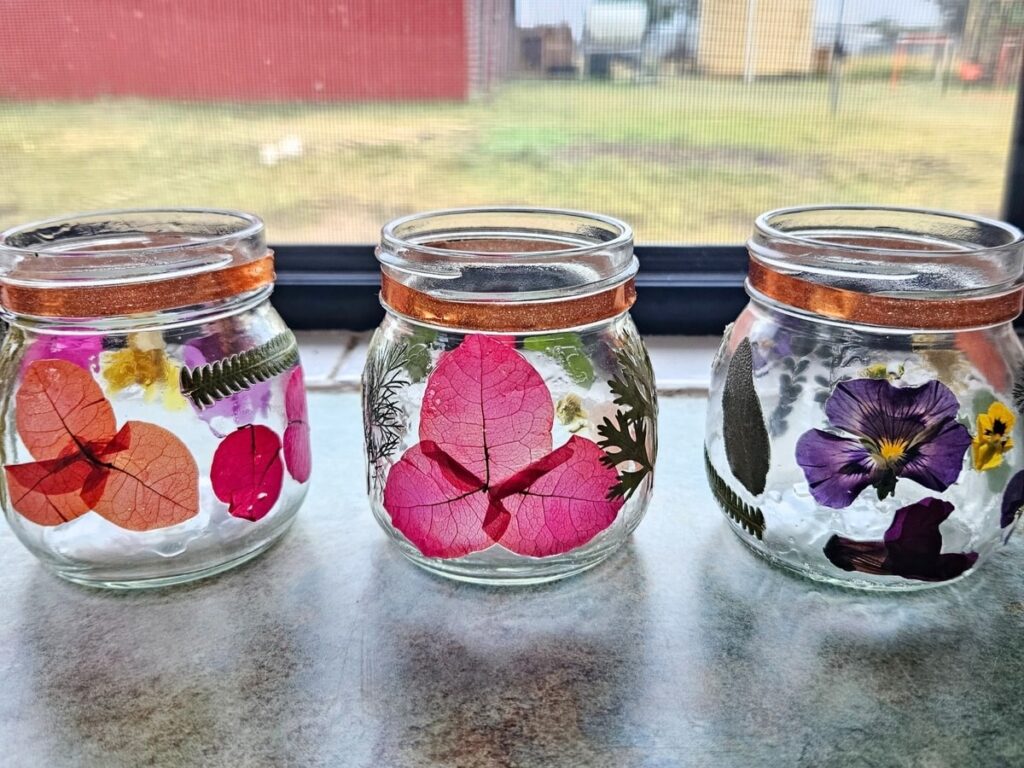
[419,335,553,485]
[283,367,311,483]
[211,425,284,521]
[494,436,624,557]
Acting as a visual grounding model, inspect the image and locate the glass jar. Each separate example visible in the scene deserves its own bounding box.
[0,209,311,588]
[363,208,657,585]
[706,206,1024,591]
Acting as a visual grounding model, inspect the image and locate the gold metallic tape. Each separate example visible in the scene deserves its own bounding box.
[747,258,1023,330]
[0,253,276,318]
[380,274,637,332]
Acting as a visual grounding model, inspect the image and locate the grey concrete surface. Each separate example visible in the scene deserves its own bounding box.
[0,393,1021,767]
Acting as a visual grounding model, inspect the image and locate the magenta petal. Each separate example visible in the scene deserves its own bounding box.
[899,420,972,492]
[283,367,311,483]
[795,429,878,509]
[210,425,285,521]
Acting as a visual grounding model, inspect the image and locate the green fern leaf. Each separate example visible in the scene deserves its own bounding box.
[180,331,300,409]
[704,448,766,540]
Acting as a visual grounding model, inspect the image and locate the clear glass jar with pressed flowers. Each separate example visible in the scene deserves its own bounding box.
[0,209,311,588]
[705,206,1024,590]
[363,208,658,585]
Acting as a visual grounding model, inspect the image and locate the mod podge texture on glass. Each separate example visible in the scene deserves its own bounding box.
[706,206,1024,590]
[364,208,657,584]
[0,210,311,588]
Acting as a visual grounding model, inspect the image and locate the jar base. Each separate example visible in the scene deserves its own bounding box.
[393,540,626,586]
[47,523,293,590]
[727,522,980,593]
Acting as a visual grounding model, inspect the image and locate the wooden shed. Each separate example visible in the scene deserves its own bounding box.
[699,0,815,78]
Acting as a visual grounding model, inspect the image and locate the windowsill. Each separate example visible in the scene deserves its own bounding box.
[297,331,719,394]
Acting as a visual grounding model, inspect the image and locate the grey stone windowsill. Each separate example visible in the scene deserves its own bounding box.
[0,335,1021,767]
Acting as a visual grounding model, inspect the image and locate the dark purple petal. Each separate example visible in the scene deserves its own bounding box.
[1000,470,1024,529]
[899,420,972,492]
[825,379,960,444]
[824,535,888,574]
[823,497,977,582]
[796,429,879,509]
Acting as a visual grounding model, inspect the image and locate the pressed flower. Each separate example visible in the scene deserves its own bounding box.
[21,334,104,373]
[971,401,1015,471]
[556,393,587,430]
[101,333,186,410]
[1000,470,1024,543]
[824,497,977,582]
[796,378,972,509]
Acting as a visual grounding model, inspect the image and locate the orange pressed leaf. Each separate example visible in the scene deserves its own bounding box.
[15,359,117,461]
[4,455,96,525]
[89,422,200,531]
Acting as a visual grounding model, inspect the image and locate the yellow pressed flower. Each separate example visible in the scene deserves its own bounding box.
[101,334,187,411]
[556,393,587,433]
[972,401,1015,471]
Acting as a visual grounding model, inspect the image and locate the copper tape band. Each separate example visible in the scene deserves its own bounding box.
[747,258,1023,330]
[380,273,637,332]
[0,253,276,318]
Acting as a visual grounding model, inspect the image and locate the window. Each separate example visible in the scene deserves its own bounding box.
[1,0,1022,328]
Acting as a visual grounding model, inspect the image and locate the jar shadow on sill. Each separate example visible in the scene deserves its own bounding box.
[690,524,1024,760]
[360,536,654,765]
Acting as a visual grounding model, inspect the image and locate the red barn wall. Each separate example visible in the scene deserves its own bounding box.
[0,0,470,101]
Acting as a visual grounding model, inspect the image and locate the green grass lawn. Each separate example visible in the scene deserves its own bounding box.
[0,77,1016,243]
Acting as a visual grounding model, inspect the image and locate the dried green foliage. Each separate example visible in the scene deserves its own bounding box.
[363,343,413,484]
[705,449,766,540]
[180,331,299,409]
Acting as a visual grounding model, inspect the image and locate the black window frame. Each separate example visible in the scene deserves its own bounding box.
[272,64,1024,336]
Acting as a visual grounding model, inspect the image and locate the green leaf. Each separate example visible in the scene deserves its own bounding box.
[722,338,771,495]
[705,449,766,540]
[523,332,596,388]
[180,331,299,409]
[402,326,437,383]
[363,340,414,486]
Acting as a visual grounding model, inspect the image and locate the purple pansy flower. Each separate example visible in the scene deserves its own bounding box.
[824,497,978,582]
[1000,470,1024,544]
[796,379,972,509]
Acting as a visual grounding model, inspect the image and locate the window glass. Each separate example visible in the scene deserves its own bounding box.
[0,0,1018,244]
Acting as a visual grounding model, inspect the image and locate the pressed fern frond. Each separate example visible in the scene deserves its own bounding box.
[180,331,299,409]
[704,448,766,540]
[363,342,414,486]
[597,334,658,501]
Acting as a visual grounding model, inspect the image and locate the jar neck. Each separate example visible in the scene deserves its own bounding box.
[4,285,273,335]
[747,257,1023,332]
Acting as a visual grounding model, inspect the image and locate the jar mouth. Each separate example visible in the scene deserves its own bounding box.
[377,207,638,332]
[0,209,273,321]
[750,205,1024,296]
[0,208,266,287]
[748,205,1024,330]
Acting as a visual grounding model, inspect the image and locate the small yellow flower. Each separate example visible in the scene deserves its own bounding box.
[556,393,587,433]
[101,333,186,411]
[972,401,1015,471]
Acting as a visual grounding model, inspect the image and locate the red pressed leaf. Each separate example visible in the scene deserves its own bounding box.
[89,422,200,531]
[5,360,200,530]
[494,436,625,557]
[211,424,284,521]
[383,441,494,558]
[4,455,95,525]
[15,359,116,461]
[419,334,553,484]
[283,366,311,483]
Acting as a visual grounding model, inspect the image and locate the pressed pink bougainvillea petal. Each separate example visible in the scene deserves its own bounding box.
[90,422,200,531]
[211,424,284,522]
[283,366,312,483]
[419,334,553,484]
[495,436,624,558]
[4,455,96,526]
[15,359,117,461]
[383,442,494,559]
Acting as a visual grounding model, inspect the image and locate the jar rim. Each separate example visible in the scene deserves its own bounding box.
[748,205,1024,330]
[0,208,273,320]
[753,204,1024,258]
[379,206,634,267]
